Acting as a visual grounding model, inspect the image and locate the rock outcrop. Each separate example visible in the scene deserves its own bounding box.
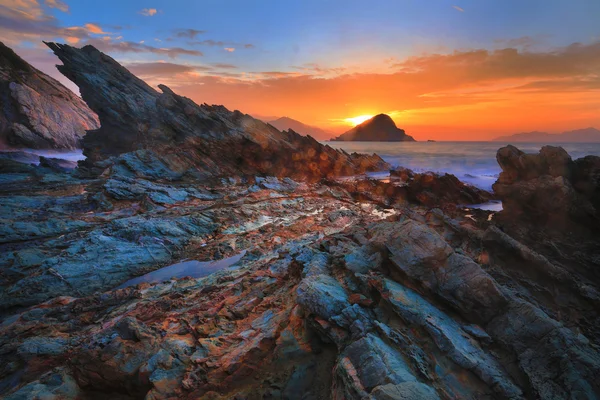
[493,145,600,230]
[44,42,389,181]
[391,167,491,206]
[0,42,99,149]
[333,114,415,142]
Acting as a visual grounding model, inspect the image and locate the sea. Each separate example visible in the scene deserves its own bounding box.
[324,141,600,191]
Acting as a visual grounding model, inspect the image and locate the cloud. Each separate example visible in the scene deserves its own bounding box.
[393,41,600,81]
[44,0,68,12]
[127,40,598,139]
[173,28,205,39]
[125,62,212,76]
[290,63,347,76]
[0,0,46,20]
[187,39,255,50]
[493,35,550,50]
[84,23,108,34]
[139,8,157,17]
[190,39,225,47]
[257,71,300,78]
[86,38,204,58]
[211,63,237,69]
[224,47,235,52]
[452,5,464,12]
[0,2,118,46]
[0,2,203,59]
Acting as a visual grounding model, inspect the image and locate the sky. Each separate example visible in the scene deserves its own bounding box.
[1,0,600,140]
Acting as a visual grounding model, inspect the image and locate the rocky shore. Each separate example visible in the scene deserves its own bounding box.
[1,43,600,400]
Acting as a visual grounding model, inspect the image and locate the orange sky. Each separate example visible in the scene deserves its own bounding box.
[2,0,599,141]
[152,42,600,141]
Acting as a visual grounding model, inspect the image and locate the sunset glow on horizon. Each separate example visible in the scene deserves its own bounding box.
[343,115,375,126]
[1,0,599,141]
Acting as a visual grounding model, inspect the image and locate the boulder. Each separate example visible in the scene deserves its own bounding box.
[493,145,599,229]
[390,168,491,207]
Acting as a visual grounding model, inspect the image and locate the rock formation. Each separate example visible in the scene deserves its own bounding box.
[1,44,600,399]
[44,42,389,181]
[0,42,99,149]
[333,114,415,142]
[493,145,600,231]
[2,141,600,398]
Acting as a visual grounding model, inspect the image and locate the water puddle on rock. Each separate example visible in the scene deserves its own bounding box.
[115,250,247,289]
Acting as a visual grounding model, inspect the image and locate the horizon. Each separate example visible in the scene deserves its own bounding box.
[2,0,599,140]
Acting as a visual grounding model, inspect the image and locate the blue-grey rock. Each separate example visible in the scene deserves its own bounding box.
[296,274,350,320]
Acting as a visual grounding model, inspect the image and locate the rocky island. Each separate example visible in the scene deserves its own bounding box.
[1,43,600,400]
[332,114,416,142]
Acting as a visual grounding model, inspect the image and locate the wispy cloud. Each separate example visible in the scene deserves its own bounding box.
[125,61,212,76]
[173,28,205,39]
[84,23,109,34]
[44,0,68,12]
[87,38,204,58]
[139,8,158,17]
[452,5,464,12]
[190,39,225,47]
[211,63,237,69]
[224,47,235,52]
[188,39,255,49]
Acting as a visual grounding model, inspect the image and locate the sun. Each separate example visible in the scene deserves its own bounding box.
[344,114,373,126]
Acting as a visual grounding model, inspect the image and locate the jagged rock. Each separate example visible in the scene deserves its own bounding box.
[297,274,350,320]
[0,42,99,149]
[379,278,522,398]
[333,334,424,397]
[372,219,507,322]
[45,42,389,181]
[487,300,600,399]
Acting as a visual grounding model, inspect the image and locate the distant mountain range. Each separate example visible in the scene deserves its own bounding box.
[493,128,600,143]
[268,117,333,140]
[332,114,415,142]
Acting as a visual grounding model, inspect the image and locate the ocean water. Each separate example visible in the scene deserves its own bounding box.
[325,141,600,190]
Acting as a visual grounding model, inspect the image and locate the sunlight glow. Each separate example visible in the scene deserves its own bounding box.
[344,114,373,126]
